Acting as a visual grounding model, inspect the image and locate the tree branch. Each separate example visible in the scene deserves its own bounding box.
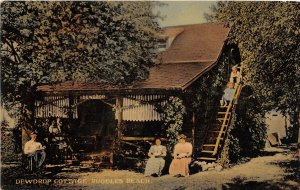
[3,38,21,64]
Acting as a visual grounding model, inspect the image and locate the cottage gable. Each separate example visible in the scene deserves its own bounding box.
[158,23,230,64]
[37,23,231,93]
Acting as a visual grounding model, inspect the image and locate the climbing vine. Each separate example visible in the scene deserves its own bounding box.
[183,49,232,150]
[157,96,186,151]
[219,113,240,167]
[219,92,267,166]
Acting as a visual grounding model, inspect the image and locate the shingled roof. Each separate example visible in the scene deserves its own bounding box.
[158,23,230,64]
[37,23,230,93]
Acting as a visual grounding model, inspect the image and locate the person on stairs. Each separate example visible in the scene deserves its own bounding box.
[220,82,236,107]
[229,65,242,88]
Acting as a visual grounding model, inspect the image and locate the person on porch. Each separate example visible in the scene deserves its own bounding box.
[24,131,46,171]
[144,138,167,177]
[169,134,193,177]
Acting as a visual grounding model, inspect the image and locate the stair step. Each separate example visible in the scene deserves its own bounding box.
[205,137,224,142]
[207,135,224,139]
[210,131,225,133]
[207,137,223,141]
[217,118,230,120]
[201,150,214,153]
[218,112,231,114]
[198,157,217,161]
[202,144,216,147]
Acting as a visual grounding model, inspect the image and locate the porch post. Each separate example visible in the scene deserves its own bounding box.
[192,112,196,147]
[68,94,74,122]
[116,96,123,140]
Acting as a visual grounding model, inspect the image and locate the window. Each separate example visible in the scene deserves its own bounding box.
[158,39,167,49]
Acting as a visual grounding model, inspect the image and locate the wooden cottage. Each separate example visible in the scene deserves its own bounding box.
[34,23,241,166]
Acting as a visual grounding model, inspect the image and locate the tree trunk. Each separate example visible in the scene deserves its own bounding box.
[20,88,36,149]
[20,107,34,150]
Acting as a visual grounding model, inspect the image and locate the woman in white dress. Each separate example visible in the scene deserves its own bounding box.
[144,138,167,177]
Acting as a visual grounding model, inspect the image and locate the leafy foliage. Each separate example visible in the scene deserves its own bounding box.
[1,1,160,106]
[206,1,299,155]
[184,49,232,149]
[206,1,300,114]
[182,44,267,162]
[1,121,19,162]
[238,98,267,152]
[158,96,186,151]
[1,1,160,136]
[224,96,267,164]
[219,114,240,167]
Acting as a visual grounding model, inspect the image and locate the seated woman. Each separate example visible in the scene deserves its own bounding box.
[169,134,193,177]
[220,82,235,107]
[144,138,167,177]
[24,131,46,171]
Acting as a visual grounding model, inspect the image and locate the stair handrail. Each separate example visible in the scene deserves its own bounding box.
[212,64,244,155]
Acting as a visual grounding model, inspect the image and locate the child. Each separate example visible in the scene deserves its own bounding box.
[220,82,235,107]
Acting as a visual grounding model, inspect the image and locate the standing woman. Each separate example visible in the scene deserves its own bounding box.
[144,138,167,177]
[169,134,193,177]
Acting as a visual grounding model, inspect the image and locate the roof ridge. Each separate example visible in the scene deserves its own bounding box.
[162,22,227,29]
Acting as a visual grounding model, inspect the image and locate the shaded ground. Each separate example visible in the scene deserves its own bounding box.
[1,147,299,190]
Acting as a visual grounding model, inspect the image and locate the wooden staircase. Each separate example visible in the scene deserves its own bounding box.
[199,66,243,162]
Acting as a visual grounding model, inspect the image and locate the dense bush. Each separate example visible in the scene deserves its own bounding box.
[156,96,186,152]
[220,94,267,166]
[1,121,21,162]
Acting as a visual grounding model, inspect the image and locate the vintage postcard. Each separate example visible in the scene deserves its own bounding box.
[1,1,299,190]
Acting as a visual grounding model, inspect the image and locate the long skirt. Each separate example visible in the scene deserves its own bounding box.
[144,157,165,176]
[28,150,46,169]
[169,158,191,176]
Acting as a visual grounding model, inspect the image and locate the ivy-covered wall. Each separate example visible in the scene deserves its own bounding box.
[183,45,234,155]
[117,44,267,166]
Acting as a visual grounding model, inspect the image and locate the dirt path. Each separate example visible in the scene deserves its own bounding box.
[50,147,299,190]
[2,147,299,190]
